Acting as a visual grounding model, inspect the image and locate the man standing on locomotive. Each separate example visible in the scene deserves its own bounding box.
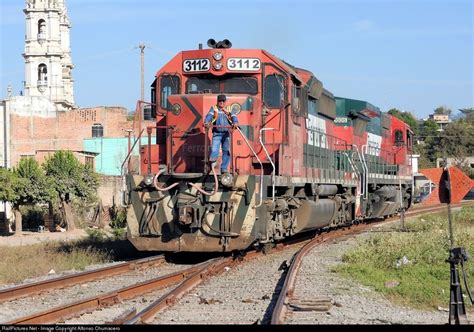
[204,94,238,175]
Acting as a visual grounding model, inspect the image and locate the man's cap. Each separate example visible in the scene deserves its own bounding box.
[217,94,226,102]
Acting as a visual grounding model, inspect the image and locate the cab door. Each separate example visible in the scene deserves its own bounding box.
[262,63,288,175]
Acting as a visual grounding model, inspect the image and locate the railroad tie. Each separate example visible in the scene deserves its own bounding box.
[288,297,333,312]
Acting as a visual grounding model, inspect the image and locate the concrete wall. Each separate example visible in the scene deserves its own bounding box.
[97,175,123,207]
[84,136,155,176]
[84,138,129,176]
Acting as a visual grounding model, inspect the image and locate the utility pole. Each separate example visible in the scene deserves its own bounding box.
[134,43,148,136]
[135,43,146,102]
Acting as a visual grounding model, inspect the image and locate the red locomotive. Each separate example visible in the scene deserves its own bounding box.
[123,39,414,252]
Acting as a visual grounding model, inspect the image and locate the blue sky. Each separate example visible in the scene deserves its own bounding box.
[0,0,472,120]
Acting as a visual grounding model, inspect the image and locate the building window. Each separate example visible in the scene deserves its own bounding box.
[38,19,46,42]
[85,156,94,168]
[92,124,103,138]
[37,64,47,86]
[394,129,404,146]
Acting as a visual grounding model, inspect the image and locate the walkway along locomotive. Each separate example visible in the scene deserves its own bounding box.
[122,39,414,252]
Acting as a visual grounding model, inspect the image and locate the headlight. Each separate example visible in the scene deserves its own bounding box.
[231,103,241,115]
[172,103,181,115]
[214,61,223,70]
[144,174,154,186]
[213,52,223,61]
[220,172,234,187]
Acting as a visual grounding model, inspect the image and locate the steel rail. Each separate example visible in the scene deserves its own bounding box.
[125,257,228,324]
[0,255,165,304]
[126,250,265,324]
[403,201,472,219]
[270,201,473,324]
[270,224,370,325]
[105,308,137,325]
[7,261,209,325]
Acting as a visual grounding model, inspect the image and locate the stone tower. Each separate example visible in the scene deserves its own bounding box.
[23,0,75,111]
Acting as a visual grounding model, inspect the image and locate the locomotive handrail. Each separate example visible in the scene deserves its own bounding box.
[351,144,365,203]
[343,151,360,178]
[121,129,145,176]
[235,126,264,208]
[364,144,397,175]
[259,127,276,202]
[351,144,363,173]
[120,128,145,207]
[360,145,369,200]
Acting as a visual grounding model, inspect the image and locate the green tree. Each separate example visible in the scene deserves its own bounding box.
[0,158,54,235]
[388,108,419,135]
[0,168,21,233]
[420,119,439,137]
[43,151,99,230]
[433,106,452,116]
[14,158,55,234]
[459,108,474,124]
[438,120,474,177]
[414,144,435,168]
[416,119,441,165]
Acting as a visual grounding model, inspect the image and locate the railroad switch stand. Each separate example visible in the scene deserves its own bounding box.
[447,247,473,325]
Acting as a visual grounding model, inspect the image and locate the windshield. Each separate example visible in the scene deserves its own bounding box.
[186,75,258,95]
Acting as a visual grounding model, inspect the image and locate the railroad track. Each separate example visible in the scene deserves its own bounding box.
[270,201,472,324]
[4,201,471,325]
[7,261,206,324]
[0,255,165,304]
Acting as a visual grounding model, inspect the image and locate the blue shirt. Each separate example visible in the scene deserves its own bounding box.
[204,106,238,133]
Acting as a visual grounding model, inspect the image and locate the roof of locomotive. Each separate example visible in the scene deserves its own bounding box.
[157,47,324,87]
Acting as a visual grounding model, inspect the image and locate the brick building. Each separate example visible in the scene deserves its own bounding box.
[9,104,131,167]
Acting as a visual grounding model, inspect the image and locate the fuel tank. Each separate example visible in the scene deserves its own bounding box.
[293,199,338,233]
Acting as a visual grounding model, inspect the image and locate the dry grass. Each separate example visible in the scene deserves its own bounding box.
[0,241,111,285]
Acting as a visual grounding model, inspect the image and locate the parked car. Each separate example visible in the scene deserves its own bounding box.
[414,191,430,204]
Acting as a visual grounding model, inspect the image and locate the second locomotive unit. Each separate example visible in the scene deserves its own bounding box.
[123,39,414,252]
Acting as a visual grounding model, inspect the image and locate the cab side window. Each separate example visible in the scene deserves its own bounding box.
[160,75,180,110]
[264,74,286,108]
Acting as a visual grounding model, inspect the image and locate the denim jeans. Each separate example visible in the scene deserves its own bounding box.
[209,132,231,172]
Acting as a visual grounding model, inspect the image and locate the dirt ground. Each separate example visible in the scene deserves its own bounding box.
[0,229,88,247]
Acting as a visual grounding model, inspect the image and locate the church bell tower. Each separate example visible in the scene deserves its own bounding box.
[23,0,75,111]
